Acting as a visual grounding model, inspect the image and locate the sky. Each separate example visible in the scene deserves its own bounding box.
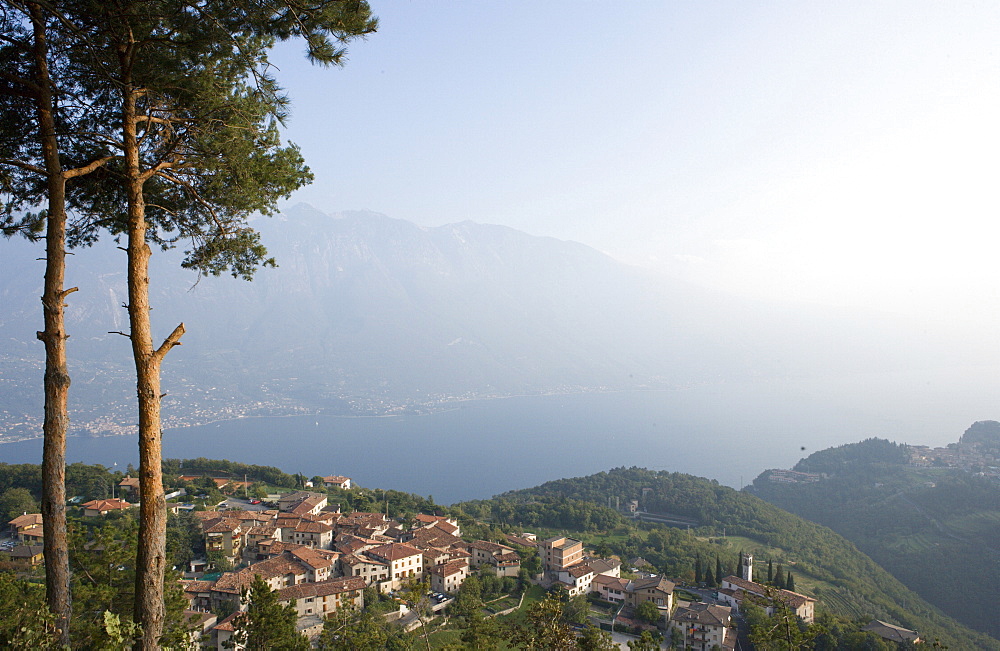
[268,1,1000,327]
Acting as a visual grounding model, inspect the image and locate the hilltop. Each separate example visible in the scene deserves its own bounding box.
[461,466,998,648]
[750,426,1000,640]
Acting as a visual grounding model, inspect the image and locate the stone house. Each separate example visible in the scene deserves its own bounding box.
[671,602,734,650]
[276,576,366,619]
[719,575,815,623]
[428,558,469,594]
[81,498,133,517]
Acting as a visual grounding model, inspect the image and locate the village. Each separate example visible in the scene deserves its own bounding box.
[6,470,926,650]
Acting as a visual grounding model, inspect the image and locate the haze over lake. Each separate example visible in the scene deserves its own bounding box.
[2,368,989,504]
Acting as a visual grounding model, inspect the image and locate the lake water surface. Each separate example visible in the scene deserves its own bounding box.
[1,369,992,503]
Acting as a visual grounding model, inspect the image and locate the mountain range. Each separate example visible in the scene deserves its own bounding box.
[0,203,943,439]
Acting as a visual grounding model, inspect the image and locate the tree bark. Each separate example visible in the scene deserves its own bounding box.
[122,78,183,651]
[29,3,72,644]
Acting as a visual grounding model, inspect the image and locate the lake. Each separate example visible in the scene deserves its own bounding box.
[0,369,991,504]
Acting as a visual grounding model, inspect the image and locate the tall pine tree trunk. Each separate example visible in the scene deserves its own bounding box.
[29,3,72,643]
[122,83,184,651]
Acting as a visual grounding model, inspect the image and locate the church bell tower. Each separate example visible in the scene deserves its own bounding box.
[739,552,753,581]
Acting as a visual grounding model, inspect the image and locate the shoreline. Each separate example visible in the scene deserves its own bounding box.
[1,384,685,446]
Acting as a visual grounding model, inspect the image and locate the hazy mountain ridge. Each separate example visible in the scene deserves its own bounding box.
[0,204,965,440]
[1,205,725,438]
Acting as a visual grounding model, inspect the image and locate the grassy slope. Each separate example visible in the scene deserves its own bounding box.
[476,466,999,649]
[750,438,1000,643]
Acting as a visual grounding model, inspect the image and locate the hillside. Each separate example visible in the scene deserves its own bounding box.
[3,458,996,647]
[750,432,1000,641]
[464,466,999,649]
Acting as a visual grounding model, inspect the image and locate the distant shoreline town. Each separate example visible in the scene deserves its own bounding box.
[0,382,683,445]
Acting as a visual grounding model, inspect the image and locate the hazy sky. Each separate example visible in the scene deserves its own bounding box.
[269,1,1000,325]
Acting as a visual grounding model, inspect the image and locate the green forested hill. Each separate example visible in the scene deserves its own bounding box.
[464,466,999,649]
[750,436,1000,642]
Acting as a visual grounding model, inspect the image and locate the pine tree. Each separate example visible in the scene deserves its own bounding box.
[50,3,377,645]
[0,5,116,640]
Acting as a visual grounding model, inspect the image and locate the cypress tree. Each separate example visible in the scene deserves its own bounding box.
[774,565,785,590]
[716,555,723,583]
[703,566,715,587]
[767,559,774,583]
[695,555,702,584]
[785,572,795,592]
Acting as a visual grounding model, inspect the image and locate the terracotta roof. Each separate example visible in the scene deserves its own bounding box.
[82,499,132,511]
[289,546,333,569]
[247,523,277,536]
[366,542,423,562]
[258,539,300,555]
[422,547,450,561]
[192,510,221,521]
[276,576,366,601]
[214,551,317,592]
[118,476,140,488]
[592,574,630,592]
[340,553,387,568]
[584,558,621,575]
[504,534,537,548]
[721,575,814,608]
[203,518,245,534]
[631,575,675,594]
[408,527,462,549]
[672,602,732,627]
[184,609,217,630]
[213,612,239,632]
[8,513,43,528]
[233,510,274,522]
[565,564,593,578]
[468,540,514,554]
[180,579,215,594]
[211,571,257,595]
[20,526,44,538]
[428,559,468,578]
[295,521,333,534]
